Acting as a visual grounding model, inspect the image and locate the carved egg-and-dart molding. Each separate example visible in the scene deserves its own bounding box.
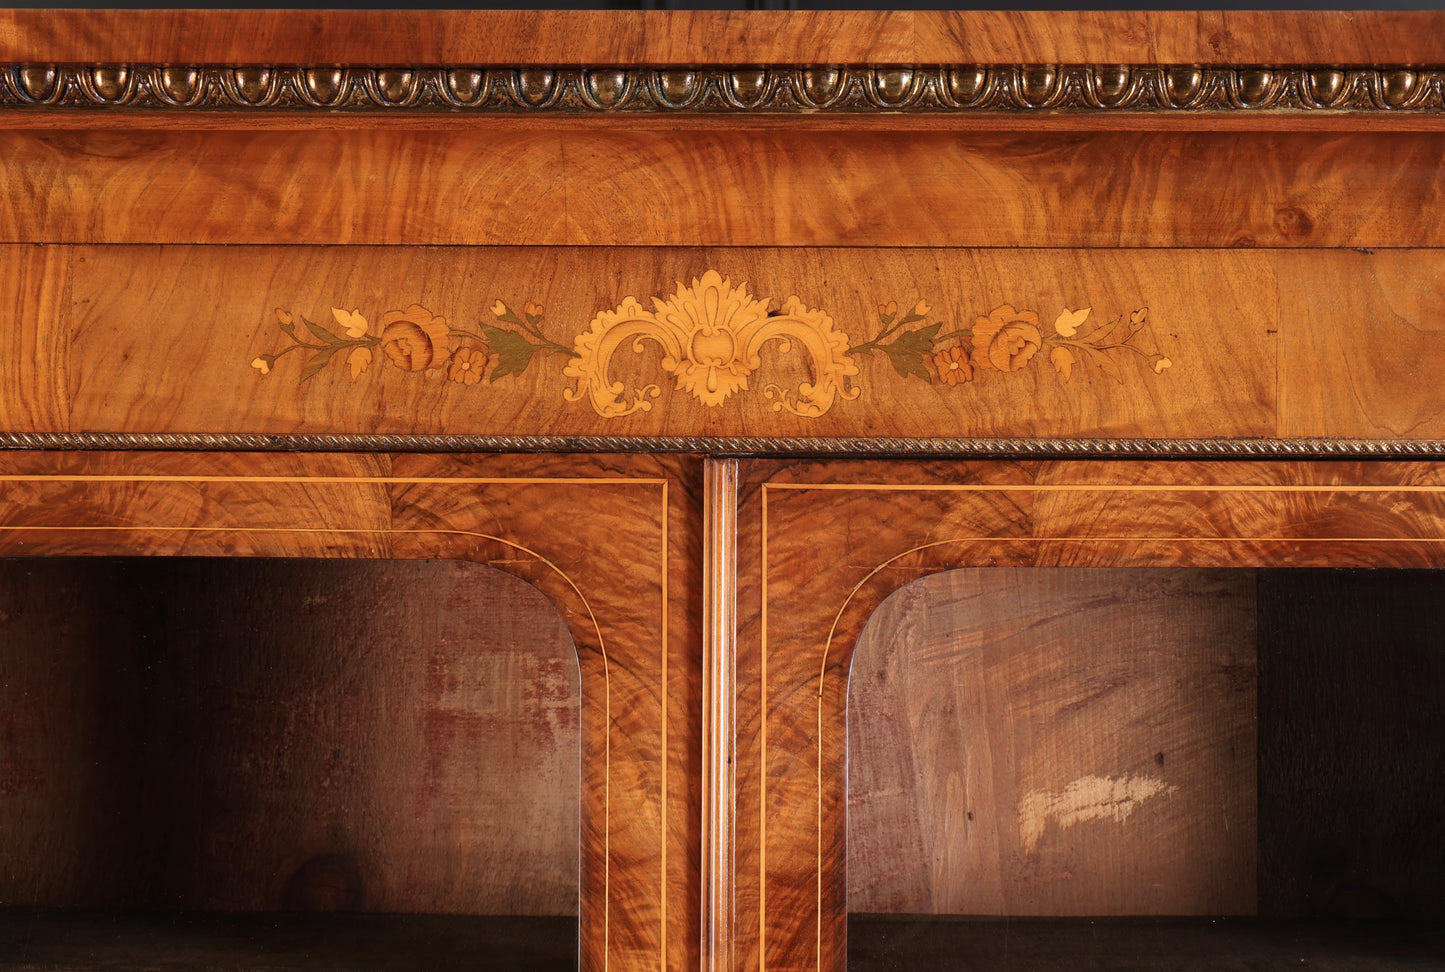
[3,65,1444,112]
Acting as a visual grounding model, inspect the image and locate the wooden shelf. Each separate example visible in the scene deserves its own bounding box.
[0,910,575,971]
[848,917,1445,971]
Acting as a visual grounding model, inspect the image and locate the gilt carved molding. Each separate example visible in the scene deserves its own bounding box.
[2,64,1444,113]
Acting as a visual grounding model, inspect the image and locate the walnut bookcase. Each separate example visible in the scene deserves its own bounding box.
[1,10,1444,972]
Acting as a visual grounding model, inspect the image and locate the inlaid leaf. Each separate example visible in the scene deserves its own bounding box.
[298,345,341,382]
[481,325,540,381]
[303,318,343,346]
[1091,313,1135,348]
[1087,345,1124,384]
[880,322,943,380]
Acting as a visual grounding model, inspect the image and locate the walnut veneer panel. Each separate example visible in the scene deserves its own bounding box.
[849,568,1256,918]
[1278,250,1445,439]
[0,452,396,556]
[0,245,68,431]
[6,131,1445,248]
[567,132,1445,249]
[0,559,579,917]
[735,459,1445,972]
[0,131,567,247]
[915,11,1445,65]
[1,11,1441,65]
[0,11,912,66]
[0,451,703,972]
[64,245,1266,441]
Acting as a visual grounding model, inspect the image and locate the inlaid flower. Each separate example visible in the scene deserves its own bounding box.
[929,345,973,385]
[379,304,450,372]
[1053,306,1090,337]
[972,304,1042,372]
[1050,346,1075,381]
[332,307,369,339]
[347,347,373,380]
[448,347,488,385]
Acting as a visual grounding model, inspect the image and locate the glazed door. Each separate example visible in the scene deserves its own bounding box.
[0,451,704,971]
[729,458,1445,971]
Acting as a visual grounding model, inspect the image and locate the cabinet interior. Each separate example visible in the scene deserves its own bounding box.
[0,557,580,970]
[847,567,1445,969]
[7,556,1438,970]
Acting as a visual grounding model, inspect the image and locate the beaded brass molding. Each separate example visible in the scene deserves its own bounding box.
[4,433,1445,460]
[2,64,1444,112]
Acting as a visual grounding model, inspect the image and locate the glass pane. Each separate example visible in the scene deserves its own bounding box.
[0,557,580,970]
[848,568,1445,970]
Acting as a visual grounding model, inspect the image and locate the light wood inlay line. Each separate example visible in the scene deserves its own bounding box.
[660,479,668,972]
[0,475,666,486]
[767,483,1445,494]
[816,654,824,972]
[759,483,769,972]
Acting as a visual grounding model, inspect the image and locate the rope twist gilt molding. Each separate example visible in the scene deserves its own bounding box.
[2,65,1444,112]
[5,433,1445,459]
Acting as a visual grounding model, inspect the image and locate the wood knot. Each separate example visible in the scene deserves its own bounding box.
[1274,207,1315,240]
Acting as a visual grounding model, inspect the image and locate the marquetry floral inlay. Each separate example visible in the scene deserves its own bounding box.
[850,300,1170,387]
[563,271,859,417]
[249,299,571,386]
[249,272,1171,418]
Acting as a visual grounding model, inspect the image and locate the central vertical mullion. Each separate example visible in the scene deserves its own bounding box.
[702,458,739,972]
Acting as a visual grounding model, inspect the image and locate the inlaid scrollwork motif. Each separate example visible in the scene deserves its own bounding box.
[562,271,860,417]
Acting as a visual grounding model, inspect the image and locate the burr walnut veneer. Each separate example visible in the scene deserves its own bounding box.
[1,10,1444,972]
